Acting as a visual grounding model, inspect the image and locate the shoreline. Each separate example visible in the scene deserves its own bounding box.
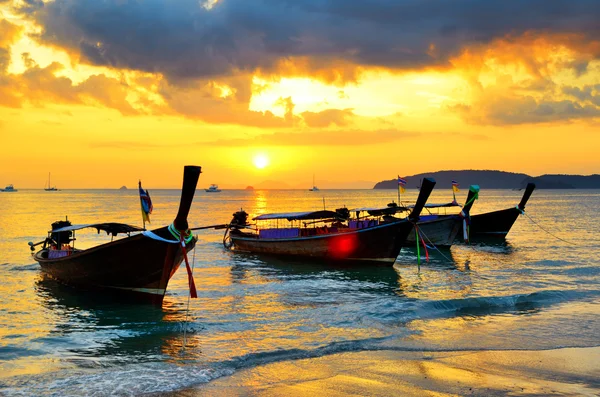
[154,347,600,396]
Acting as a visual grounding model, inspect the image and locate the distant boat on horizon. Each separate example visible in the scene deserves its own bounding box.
[44,173,58,191]
[309,174,320,191]
[205,184,221,193]
[1,184,18,192]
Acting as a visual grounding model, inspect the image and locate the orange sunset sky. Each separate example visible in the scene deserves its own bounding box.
[0,0,599,188]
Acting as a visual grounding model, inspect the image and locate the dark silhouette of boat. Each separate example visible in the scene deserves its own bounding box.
[28,166,202,305]
[44,172,58,191]
[224,178,436,264]
[351,185,480,248]
[406,184,480,246]
[464,183,536,239]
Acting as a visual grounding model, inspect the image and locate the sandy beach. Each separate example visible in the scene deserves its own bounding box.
[157,347,600,396]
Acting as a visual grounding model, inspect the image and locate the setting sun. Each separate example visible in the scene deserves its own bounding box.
[253,154,270,169]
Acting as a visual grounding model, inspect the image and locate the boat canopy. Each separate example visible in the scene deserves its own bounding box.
[50,222,145,236]
[407,201,461,209]
[253,210,341,221]
[351,206,409,216]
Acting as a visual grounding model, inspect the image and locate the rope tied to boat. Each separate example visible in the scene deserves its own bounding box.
[181,234,197,354]
[141,223,194,244]
[413,224,429,266]
[521,211,577,245]
[169,223,194,244]
[179,233,198,299]
[414,225,454,265]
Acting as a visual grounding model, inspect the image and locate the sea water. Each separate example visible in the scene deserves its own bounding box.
[0,188,598,395]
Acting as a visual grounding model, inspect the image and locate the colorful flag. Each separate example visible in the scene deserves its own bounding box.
[139,180,153,225]
[398,176,406,193]
[452,180,460,193]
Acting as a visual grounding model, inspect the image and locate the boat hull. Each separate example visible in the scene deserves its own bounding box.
[34,226,196,305]
[405,216,461,247]
[230,221,413,265]
[462,207,522,238]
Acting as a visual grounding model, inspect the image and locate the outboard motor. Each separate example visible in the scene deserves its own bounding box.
[224,210,248,249]
[50,219,72,248]
[229,210,249,229]
[335,207,350,220]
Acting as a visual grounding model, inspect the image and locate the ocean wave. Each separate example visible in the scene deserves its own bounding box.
[361,289,599,325]
[7,264,39,272]
[0,346,45,361]
[1,363,234,396]
[5,334,599,396]
[416,289,597,318]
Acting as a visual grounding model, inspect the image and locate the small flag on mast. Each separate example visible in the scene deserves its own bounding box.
[452,180,460,193]
[139,180,153,226]
[398,176,407,193]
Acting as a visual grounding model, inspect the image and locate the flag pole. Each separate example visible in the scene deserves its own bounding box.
[139,180,146,230]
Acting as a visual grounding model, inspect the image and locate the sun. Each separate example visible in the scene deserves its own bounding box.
[253,154,269,169]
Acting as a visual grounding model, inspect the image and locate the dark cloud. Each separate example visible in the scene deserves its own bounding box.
[24,0,600,82]
[455,95,600,125]
[563,84,600,106]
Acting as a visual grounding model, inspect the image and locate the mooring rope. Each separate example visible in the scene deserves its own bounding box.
[181,236,198,354]
[522,212,577,246]
[416,226,454,264]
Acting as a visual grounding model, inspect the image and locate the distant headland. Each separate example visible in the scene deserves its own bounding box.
[373,170,600,189]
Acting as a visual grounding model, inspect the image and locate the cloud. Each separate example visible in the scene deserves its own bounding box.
[0,18,22,49]
[202,128,420,147]
[454,95,600,125]
[0,59,140,114]
[156,76,298,127]
[301,108,354,127]
[89,141,187,149]
[563,84,600,106]
[445,34,600,125]
[22,0,600,83]
[0,18,23,75]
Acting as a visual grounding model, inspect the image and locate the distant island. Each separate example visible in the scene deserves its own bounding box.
[245,186,254,190]
[119,186,128,190]
[373,170,600,189]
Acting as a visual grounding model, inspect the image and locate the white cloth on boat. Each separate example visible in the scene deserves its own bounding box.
[142,231,179,244]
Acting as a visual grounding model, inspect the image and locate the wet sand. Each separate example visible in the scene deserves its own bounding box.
[156,347,600,396]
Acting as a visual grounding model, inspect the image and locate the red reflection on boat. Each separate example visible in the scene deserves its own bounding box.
[329,233,357,258]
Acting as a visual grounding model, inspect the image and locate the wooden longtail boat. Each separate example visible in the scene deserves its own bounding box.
[28,165,202,305]
[224,178,436,264]
[352,184,480,247]
[463,182,536,239]
[406,185,480,246]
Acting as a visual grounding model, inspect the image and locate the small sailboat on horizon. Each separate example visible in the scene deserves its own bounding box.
[45,173,58,191]
[309,174,320,191]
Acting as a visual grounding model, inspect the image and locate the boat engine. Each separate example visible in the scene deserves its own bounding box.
[229,210,249,229]
[223,210,249,249]
[335,207,350,220]
[50,219,72,248]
